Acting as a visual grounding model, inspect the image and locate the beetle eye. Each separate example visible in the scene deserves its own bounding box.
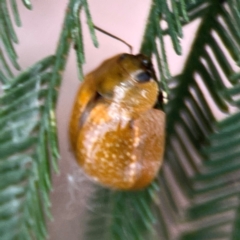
[135,71,151,83]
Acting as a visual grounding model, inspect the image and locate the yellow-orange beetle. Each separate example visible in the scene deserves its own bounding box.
[69,53,165,190]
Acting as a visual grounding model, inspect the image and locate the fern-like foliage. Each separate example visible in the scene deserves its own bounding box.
[0,0,29,82]
[159,0,240,239]
[140,0,188,92]
[84,182,161,240]
[0,56,56,240]
[1,0,240,240]
[0,0,97,239]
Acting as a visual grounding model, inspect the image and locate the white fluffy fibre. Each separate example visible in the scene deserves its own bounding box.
[64,162,96,219]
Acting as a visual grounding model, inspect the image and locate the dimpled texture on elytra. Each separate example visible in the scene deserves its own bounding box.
[76,101,165,190]
[69,53,165,190]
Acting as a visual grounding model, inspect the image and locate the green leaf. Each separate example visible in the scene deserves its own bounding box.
[1,0,240,240]
[0,0,98,238]
[0,0,33,77]
[85,182,160,240]
[154,1,240,239]
[0,56,56,240]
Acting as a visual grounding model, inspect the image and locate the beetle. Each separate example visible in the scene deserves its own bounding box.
[69,51,165,190]
[69,25,165,190]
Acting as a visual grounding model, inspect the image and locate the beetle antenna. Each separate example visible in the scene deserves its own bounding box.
[94,25,133,54]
